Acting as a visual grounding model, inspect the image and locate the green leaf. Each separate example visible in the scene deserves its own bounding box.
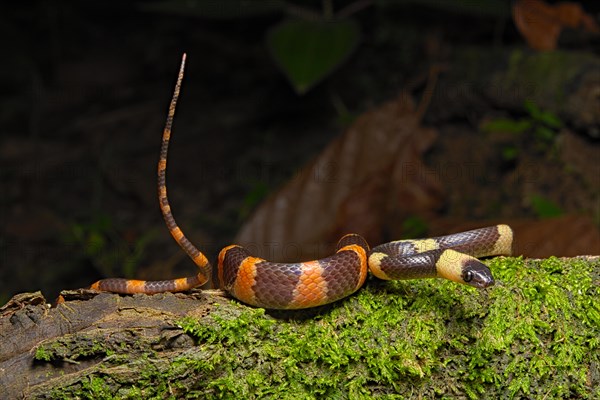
[481,118,532,134]
[537,111,562,129]
[267,19,360,94]
[401,215,429,239]
[86,231,106,256]
[534,126,557,143]
[523,99,542,120]
[501,145,518,161]
[524,99,562,128]
[529,195,563,218]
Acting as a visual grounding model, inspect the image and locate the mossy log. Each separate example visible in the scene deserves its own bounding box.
[1,257,598,399]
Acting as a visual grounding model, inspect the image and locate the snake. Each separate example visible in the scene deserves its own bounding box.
[90,54,513,310]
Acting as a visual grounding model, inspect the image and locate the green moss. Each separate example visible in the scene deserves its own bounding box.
[37,257,599,399]
[184,257,598,399]
[34,346,52,362]
[34,334,110,362]
[80,376,113,398]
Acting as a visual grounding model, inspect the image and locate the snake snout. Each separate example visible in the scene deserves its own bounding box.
[461,260,495,288]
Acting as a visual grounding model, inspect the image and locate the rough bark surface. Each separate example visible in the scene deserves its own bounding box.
[0,289,220,399]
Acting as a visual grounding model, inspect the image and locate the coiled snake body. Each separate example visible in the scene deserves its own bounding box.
[91,55,513,310]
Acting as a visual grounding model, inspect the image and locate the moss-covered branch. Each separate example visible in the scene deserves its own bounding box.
[1,257,598,399]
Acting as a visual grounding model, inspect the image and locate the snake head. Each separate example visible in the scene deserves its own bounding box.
[461,260,495,288]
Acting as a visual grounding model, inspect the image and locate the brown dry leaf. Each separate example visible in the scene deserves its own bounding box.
[234,94,443,262]
[511,215,600,257]
[580,12,600,34]
[512,0,600,50]
[512,0,563,50]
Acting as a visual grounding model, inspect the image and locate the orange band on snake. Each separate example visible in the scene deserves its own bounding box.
[90,55,513,309]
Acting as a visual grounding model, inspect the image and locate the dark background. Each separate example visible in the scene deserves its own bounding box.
[1,0,599,303]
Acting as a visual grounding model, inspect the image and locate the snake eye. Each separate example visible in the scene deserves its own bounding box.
[463,270,473,283]
[461,261,495,288]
